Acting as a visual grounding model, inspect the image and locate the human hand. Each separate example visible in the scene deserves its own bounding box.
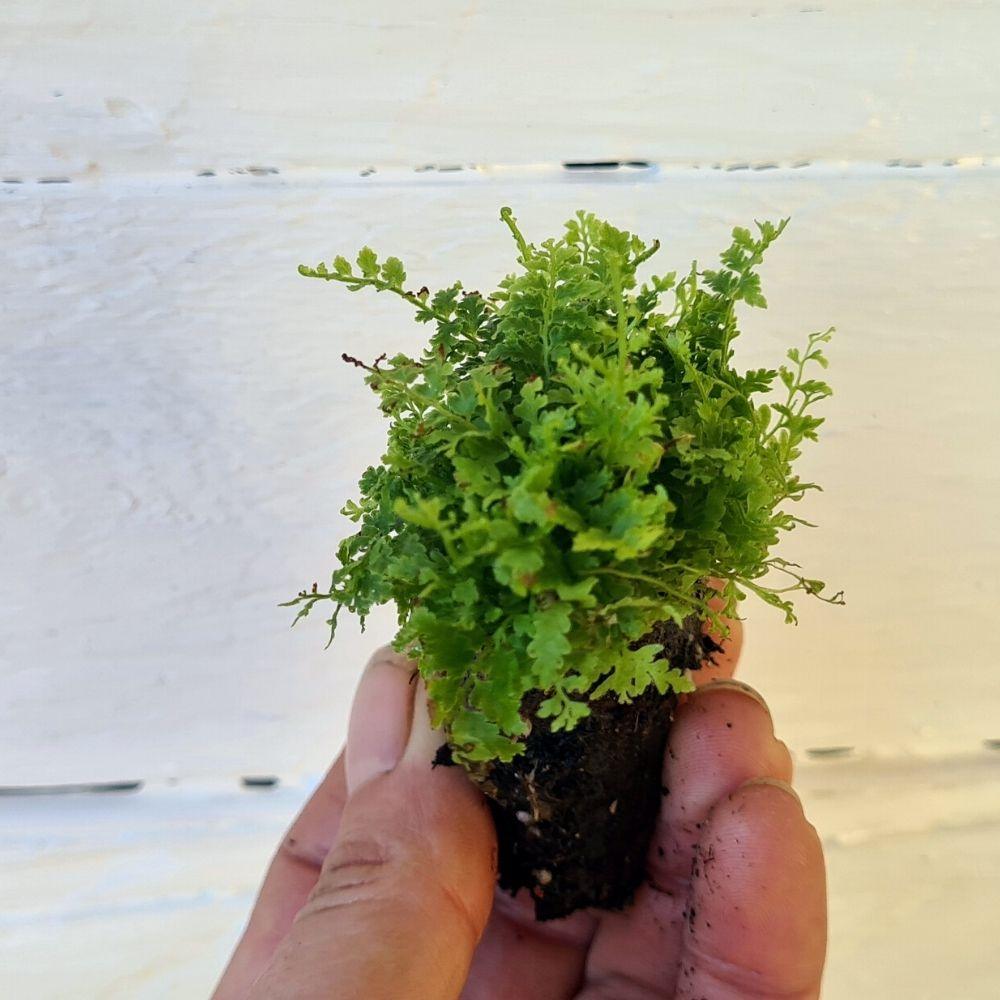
[214,624,826,999]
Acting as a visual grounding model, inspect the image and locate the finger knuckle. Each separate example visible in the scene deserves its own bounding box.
[300,838,397,917]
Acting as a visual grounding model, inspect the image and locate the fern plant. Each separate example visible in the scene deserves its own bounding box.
[286,208,840,764]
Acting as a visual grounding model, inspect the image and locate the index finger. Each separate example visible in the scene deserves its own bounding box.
[212,752,348,999]
[676,780,827,998]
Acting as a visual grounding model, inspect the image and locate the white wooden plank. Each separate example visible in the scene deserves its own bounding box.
[3,166,999,785]
[3,754,998,999]
[2,1,998,179]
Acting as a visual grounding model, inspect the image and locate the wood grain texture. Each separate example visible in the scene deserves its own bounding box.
[3,166,999,785]
[2,1,998,178]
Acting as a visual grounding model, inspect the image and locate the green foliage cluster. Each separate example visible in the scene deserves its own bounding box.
[287,208,841,763]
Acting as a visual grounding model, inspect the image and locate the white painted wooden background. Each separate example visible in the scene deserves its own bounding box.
[2,2,999,997]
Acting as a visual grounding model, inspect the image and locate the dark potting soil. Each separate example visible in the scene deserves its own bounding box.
[465,615,718,921]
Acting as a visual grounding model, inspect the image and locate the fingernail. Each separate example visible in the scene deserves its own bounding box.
[345,653,416,795]
[740,776,802,808]
[693,679,772,723]
[402,677,449,766]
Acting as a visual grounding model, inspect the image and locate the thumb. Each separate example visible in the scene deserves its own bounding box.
[249,675,497,1000]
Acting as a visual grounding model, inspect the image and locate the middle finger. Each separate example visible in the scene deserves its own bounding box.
[579,681,791,998]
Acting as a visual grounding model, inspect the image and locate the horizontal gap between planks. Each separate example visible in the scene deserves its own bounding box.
[3,157,1000,193]
[0,780,143,797]
[1,746,997,800]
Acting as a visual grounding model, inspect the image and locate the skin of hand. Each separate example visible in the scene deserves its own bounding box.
[214,617,827,999]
